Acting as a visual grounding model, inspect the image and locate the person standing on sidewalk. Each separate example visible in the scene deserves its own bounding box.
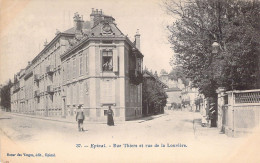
[76,105,85,131]
[107,106,114,126]
[209,103,217,127]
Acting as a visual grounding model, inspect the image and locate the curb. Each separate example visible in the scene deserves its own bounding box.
[1,111,167,125]
[3,112,76,124]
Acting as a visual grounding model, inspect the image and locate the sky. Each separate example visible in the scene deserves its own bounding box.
[0,0,176,84]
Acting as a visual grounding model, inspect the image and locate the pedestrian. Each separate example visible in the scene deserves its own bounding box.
[107,106,114,126]
[76,105,85,131]
[209,103,216,127]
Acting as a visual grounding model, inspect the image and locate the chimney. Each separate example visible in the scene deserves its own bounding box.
[73,12,84,39]
[74,12,83,31]
[90,8,107,28]
[90,8,95,28]
[134,29,141,50]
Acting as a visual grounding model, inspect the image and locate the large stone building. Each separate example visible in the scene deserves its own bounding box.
[11,9,143,122]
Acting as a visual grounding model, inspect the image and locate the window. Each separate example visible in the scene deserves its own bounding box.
[79,82,83,104]
[70,86,73,105]
[86,53,88,74]
[130,86,134,103]
[73,84,76,105]
[67,61,69,80]
[79,55,83,76]
[102,50,113,71]
[137,58,142,71]
[126,80,129,102]
[73,58,76,78]
[138,86,141,103]
[135,87,137,103]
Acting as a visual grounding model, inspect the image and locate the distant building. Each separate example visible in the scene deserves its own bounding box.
[159,73,185,90]
[181,82,200,111]
[159,72,184,109]
[11,9,143,122]
[165,87,182,109]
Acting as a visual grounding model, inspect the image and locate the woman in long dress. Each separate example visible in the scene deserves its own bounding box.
[107,106,114,126]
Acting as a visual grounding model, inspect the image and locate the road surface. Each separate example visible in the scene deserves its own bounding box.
[0,110,258,163]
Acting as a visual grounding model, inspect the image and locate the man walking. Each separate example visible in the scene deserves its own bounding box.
[76,105,85,132]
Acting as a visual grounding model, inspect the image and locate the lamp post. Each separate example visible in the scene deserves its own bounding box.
[209,41,220,127]
[212,41,219,54]
[212,41,234,90]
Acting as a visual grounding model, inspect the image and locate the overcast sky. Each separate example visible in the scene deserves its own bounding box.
[0,0,176,84]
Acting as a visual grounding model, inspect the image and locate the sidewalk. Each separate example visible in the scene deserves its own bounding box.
[192,111,225,138]
[0,111,167,125]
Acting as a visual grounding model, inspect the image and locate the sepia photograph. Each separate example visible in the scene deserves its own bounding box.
[0,0,260,162]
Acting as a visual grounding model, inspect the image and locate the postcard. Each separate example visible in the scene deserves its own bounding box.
[1,0,260,162]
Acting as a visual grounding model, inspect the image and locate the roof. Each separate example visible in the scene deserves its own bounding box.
[63,27,75,34]
[63,21,91,34]
[31,32,74,65]
[61,21,143,59]
[143,70,169,88]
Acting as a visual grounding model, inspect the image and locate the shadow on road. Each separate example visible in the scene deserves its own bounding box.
[138,117,154,123]
[182,118,201,124]
[128,113,167,123]
[0,117,12,120]
[193,118,202,124]
[182,119,193,123]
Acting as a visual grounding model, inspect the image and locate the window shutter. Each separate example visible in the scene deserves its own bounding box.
[113,48,118,72]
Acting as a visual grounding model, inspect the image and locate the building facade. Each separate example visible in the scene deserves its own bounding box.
[11,9,143,122]
[159,72,184,109]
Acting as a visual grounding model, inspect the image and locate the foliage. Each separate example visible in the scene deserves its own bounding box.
[160,69,168,75]
[164,0,260,98]
[168,66,190,86]
[142,75,168,114]
[0,80,13,111]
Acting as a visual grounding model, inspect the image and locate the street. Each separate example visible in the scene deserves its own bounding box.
[0,110,257,163]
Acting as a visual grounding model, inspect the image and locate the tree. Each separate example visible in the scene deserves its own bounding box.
[142,72,168,115]
[164,0,260,98]
[0,80,13,111]
[160,69,168,75]
[168,66,190,86]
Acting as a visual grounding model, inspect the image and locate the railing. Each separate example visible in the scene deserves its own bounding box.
[47,85,54,93]
[46,65,54,74]
[129,69,143,85]
[13,82,20,93]
[34,90,40,97]
[234,90,260,104]
[34,74,40,81]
